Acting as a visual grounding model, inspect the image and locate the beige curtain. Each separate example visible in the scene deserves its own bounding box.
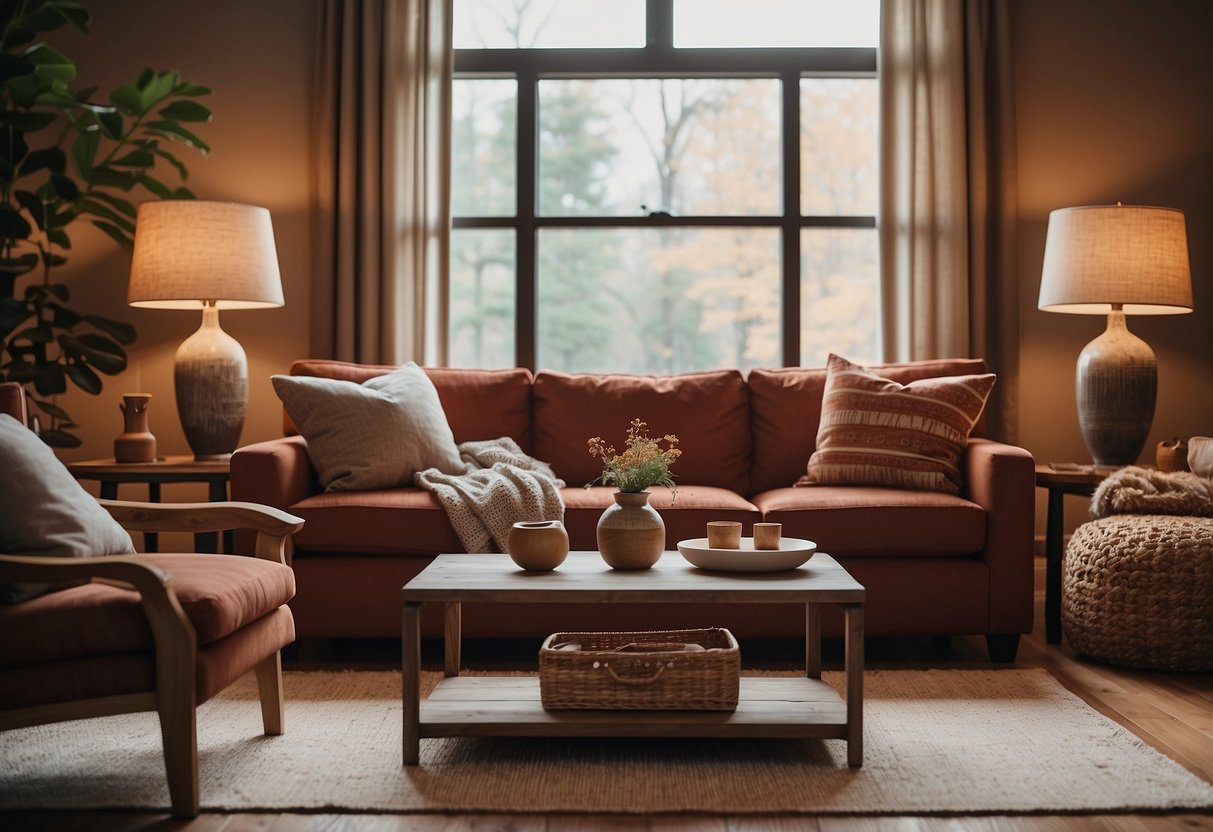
[878,0,1019,441]
[313,0,452,365]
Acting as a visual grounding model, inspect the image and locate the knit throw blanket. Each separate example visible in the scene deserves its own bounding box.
[415,438,565,553]
[1090,465,1213,519]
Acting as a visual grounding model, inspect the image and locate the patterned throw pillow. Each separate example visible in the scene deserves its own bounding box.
[802,354,996,494]
[272,362,465,492]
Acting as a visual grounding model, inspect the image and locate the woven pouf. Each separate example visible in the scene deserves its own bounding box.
[1063,514,1213,671]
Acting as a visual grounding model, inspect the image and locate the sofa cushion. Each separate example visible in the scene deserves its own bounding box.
[0,553,296,669]
[753,486,986,557]
[273,363,464,492]
[802,355,995,494]
[0,414,135,603]
[287,360,534,450]
[533,370,751,493]
[748,357,991,494]
[290,488,463,557]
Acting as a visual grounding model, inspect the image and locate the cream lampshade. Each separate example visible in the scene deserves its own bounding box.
[1038,204,1192,466]
[128,201,284,460]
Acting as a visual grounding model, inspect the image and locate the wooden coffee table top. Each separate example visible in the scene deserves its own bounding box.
[402,550,865,604]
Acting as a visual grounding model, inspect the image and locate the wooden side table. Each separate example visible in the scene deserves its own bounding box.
[1034,464,1111,645]
[67,455,232,554]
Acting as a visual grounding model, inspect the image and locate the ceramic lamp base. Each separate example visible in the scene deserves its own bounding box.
[175,304,247,460]
[1076,310,1156,467]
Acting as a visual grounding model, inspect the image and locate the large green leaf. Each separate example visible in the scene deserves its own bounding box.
[46,301,81,328]
[86,190,136,217]
[29,361,67,395]
[38,426,82,448]
[158,99,211,123]
[14,190,46,230]
[95,108,122,139]
[17,146,66,176]
[13,324,54,343]
[152,146,188,180]
[85,314,137,345]
[22,1,91,35]
[144,120,210,153]
[139,69,179,108]
[0,204,33,240]
[0,53,35,83]
[109,83,144,115]
[173,83,212,97]
[60,332,126,374]
[76,197,135,231]
[109,148,154,168]
[61,363,102,396]
[92,219,131,248]
[0,296,33,338]
[0,110,56,132]
[50,172,78,200]
[0,253,39,275]
[85,165,138,190]
[70,128,99,178]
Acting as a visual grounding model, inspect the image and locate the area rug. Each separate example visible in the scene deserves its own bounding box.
[3,669,1212,815]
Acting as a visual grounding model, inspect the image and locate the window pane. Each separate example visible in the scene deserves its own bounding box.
[452,79,516,217]
[454,0,645,49]
[538,228,780,373]
[539,79,780,217]
[800,78,878,215]
[674,0,879,48]
[801,228,879,367]
[450,229,516,368]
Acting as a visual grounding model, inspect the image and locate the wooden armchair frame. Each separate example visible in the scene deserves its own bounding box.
[0,500,304,818]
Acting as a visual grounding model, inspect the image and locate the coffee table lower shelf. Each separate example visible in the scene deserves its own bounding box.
[420,676,848,739]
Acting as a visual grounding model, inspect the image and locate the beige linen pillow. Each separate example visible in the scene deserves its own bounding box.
[0,414,136,603]
[802,354,996,494]
[272,362,464,492]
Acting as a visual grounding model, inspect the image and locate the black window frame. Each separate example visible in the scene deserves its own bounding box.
[452,0,878,369]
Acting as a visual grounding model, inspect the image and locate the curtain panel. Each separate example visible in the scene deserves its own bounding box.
[313,0,453,366]
[879,0,1020,442]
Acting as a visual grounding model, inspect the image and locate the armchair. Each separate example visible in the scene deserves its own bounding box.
[0,383,304,818]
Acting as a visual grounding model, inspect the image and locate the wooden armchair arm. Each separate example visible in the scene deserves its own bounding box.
[0,553,172,591]
[99,500,305,565]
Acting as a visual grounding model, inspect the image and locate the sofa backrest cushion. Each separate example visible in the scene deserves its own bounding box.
[532,369,751,492]
[748,357,990,494]
[286,360,534,451]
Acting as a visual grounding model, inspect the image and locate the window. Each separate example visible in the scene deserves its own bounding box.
[451,0,878,372]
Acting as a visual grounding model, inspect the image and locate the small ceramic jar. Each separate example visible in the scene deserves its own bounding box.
[506,520,569,571]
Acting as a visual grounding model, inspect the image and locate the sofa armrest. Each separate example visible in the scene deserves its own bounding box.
[100,500,305,565]
[231,436,314,510]
[963,437,1036,634]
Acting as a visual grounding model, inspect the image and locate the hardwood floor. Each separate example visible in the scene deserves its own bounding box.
[5,558,1212,832]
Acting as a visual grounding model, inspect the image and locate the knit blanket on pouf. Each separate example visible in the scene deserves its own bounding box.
[415,437,565,553]
[1090,465,1213,519]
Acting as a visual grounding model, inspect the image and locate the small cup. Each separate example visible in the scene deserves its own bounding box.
[707,520,742,549]
[753,522,782,550]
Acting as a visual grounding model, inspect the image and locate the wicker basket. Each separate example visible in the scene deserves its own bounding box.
[539,627,740,711]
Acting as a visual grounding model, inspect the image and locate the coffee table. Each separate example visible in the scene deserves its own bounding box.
[401,550,866,767]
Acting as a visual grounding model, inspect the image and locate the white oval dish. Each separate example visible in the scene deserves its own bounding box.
[676,537,817,573]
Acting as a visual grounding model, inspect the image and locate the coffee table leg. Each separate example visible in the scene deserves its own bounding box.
[402,601,422,766]
[844,603,864,767]
[805,602,821,679]
[444,602,461,677]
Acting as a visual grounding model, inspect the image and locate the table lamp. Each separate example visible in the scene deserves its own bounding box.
[1038,204,1192,466]
[127,201,284,460]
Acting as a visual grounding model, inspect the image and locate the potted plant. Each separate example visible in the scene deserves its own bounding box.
[587,418,680,569]
[0,0,212,446]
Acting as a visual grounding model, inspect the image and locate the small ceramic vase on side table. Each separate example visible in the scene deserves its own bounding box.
[114,393,157,463]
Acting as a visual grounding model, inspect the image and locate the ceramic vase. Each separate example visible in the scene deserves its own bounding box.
[114,393,157,463]
[506,520,569,571]
[1155,437,1189,472]
[596,491,665,570]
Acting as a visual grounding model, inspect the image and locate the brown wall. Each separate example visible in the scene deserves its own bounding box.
[1010,0,1213,540]
[39,1,1213,547]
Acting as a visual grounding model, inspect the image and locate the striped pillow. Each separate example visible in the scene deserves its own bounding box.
[802,354,996,494]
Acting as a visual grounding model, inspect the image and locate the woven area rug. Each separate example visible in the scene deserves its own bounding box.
[3,668,1212,815]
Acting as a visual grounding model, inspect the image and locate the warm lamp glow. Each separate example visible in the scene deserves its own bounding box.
[1037,204,1193,466]
[127,201,284,460]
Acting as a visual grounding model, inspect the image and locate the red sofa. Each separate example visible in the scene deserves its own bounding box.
[232,358,1035,660]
